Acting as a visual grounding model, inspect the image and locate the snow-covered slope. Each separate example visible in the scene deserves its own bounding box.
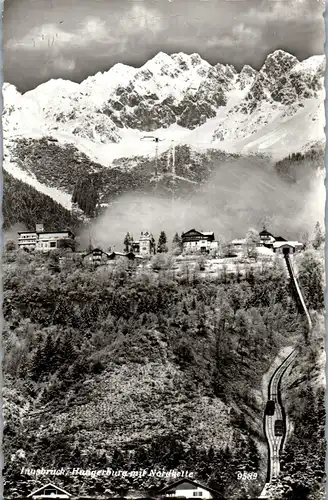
[2,49,325,208]
[4,50,325,153]
[210,52,325,158]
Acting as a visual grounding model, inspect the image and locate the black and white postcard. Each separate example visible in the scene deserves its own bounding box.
[2,0,326,499]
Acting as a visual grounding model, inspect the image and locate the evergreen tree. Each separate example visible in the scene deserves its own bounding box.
[312,221,324,250]
[111,448,125,468]
[52,336,64,371]
[30,342,46,381]
[172,232,183,254]
[31,334,54,380]
[72,175,100,218]
[208,445,215,463]
[298,250,324,310]
[244,228,260,260]
[150,234,156,254]
[43,334,55,370]
[62,332,75,361]
[5,240,16,252]
[300,230,310,250]
[123,232,133,252]
[48,252,61,274]
[157,231,168,253]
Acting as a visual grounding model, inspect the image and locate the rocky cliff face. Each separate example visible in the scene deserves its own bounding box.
[2,50,325,214]
[4,50,324,146]
[3,51,244,140]
[212,51,325,142]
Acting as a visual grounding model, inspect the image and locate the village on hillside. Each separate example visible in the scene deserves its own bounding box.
[9,222,322,275]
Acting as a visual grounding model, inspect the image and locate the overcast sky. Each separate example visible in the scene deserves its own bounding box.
[3,0,325,92]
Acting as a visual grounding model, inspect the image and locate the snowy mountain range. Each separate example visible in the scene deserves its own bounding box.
[3,49,325,213]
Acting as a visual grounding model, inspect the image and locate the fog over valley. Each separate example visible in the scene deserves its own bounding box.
[83,155,325,250]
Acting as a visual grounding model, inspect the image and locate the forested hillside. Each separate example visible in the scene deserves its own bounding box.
[9,137,242,215]
[3,252,309,499]
[266,321,325,500]
[264,249,325,500]
[274,147,324,184]
[3,170,80,231]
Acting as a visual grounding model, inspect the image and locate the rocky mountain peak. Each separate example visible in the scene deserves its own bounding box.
[143,51,174,71]
[2,50,325,156]
[240,65,257,78]
[261,50,299,80]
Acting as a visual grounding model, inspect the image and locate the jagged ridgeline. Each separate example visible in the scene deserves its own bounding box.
[3,170,80,231]
[4,50,324,149]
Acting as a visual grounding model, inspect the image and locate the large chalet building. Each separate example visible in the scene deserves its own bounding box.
[18,223,75,252]
[181,229,219,254]
[82,248,142,266]
[259,229,276,246]
[230,228,304,255]
[259,229,303,254]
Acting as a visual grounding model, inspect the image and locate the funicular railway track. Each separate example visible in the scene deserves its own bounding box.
[259,253,312,498]
[264,348,298,482]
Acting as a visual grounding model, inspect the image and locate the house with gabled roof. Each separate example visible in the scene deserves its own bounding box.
[108,251,143,261]
[273,241,304,254]
[27,483,72,499]
[259,229,303,252]
[274,236,287,242]
[259,229,275,246]
[181,229,219,254]
[82,248,110,265]
[158,478,222,499]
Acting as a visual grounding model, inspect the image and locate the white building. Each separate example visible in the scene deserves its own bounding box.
[273,241,303,254]
[27,483,72,499]
[182,229,219,254]
[230,238,247,251]
[36,231,74,251]
[259,229,276,246]
[159,479,221,499]
[18,223,75,252]
[131,231,155,256]
[17,231,38,250]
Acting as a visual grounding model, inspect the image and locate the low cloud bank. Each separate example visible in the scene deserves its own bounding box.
[80,156,325,250]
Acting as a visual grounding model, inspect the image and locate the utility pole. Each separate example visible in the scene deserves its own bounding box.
[155,137,159,177]
[171,140,175,220]
[140,135,162,178]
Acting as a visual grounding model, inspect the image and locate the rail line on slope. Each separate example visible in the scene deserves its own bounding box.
[260,253,312,498]
[264,348,298,483]
[284,254,312,332]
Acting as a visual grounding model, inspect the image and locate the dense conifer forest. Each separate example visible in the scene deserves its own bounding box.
[3,170,80,231]
[3,248,324,499]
